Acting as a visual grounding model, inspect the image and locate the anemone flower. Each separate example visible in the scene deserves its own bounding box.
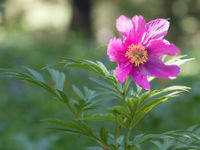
[107,15,180,90]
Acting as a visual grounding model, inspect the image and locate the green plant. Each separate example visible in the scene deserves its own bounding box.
[1,54,199,150]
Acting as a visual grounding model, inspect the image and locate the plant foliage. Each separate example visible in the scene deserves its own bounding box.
[0,55,196,150]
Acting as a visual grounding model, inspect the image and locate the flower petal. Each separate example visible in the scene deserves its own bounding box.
[115,62,132,83]
[116,15,133,37]
[147,39,179,57]
[124,15,146,47]
[107,37,127,62]
[124,27,138,47]
[129,67,150,90]
[144,18,169,44]
[132,15,146,38]
[143,57,180,79]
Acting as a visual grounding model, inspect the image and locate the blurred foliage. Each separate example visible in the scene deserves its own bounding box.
[0,0,199,149]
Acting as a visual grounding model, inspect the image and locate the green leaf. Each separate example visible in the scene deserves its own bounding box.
[187,124,199,132]
[95,87,122,100]
[74,99,95,114]
[115,114,127,129]
[0,68,67,103]
[103,109,128,128]
[79,117,114,122]
[126,97,140,118]
[116,136,124,145]
[71,85,100,115]
[90,77,122,100]
[58,58,118,84]
[100,127,108,143]
[45,119,100,141]
[90,78,116,92]
[132,125,200,148]
[59,57,82,63]
[84,60,105,75]
[83,86,97,101]
[109,106,130,120]
[0,69,60,98]
[85,147,102,150]
[72,85,84,99]
[56,90,76,115]
[96,61,110,76]
[165,55,194,66]
[44,119,83,132]
[24,67,45,83]
[48,127,83,135]
[80,122,95,136]
[133,91,183,127]
[93,113,116,122]
[139,85,190,106]
[160,55,167,61]
[48,68,66,91]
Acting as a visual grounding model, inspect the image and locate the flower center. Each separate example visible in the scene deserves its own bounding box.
[125,44,148,67]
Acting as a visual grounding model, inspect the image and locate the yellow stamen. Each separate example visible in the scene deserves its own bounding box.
[125,44,148,67]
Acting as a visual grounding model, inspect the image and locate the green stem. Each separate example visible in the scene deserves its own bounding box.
[123,78,132,150]
[114,77,129,139]
[114,83,123,95]
[114,123,120,139]
[57,96,76,116]
[79,122,111,150]
[124,128,131,150]
[96,140,110,150]
[136,86,143,97]
[123,77,129,105]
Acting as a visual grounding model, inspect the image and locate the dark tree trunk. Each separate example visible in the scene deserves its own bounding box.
[70,0,92,37]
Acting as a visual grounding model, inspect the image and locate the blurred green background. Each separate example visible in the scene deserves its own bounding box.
[0,0,200,149]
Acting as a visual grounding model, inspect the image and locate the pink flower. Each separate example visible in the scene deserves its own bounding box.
[107,15,180,90]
